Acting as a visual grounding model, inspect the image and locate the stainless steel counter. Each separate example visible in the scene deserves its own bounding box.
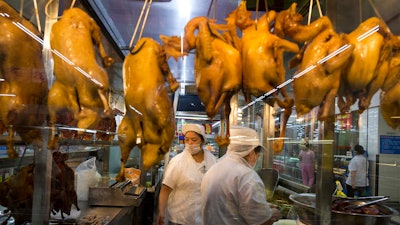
[77,200,135,225]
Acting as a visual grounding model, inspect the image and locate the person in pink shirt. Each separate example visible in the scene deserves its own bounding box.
[298,142,315,186]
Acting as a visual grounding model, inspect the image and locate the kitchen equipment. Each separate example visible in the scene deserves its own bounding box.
[289,193,399,225]
[344,196,389,210]
[88,180,146,207]
[257,168,279,200]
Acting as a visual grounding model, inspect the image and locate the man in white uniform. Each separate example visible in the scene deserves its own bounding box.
[201,126,280,225]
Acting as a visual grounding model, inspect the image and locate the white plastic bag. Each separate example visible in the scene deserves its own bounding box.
[75,157,101,201]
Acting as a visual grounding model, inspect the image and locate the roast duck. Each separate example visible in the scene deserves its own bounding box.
[380,45,400,129]
[0,152,79,224]
[274,3,332,43]
[0,1,48,158]
[117,37,179,181]
[274,3,354,120]
[225,1,299,153]
[182,16,242,147]
[50,151,80,219]
[0,164,34,225]
[160,16,242,147]
[338,17,394,114]
[48,7,115,149]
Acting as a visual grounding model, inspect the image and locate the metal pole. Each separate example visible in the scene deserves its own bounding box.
[32,129,52,225]
[31,0,59,224]
[262,104,274,168]
[313,2,334,224]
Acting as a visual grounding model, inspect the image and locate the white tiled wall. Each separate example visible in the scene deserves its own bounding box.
[376,104,400,201]
[377,154,400,201]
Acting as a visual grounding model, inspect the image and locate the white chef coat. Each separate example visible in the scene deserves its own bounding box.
[346,154,369,187]
[201,153,272,225]
[162,149,217,225]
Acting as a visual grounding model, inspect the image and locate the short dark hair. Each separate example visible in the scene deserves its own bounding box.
[354,144,365,154]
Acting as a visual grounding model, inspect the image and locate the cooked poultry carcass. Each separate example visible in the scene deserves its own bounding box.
[51,151,80,219]
[338,17,394,114]
[117,37,178,181]
[0,164,34,225]
[183,16,242,147]
[380,47,400,129]
[95,109,117,141]
[227,2,299,105]
[273,3,354,119]
[381,80,400,130]
[274,3,332,43]
[0,1,48,158]
[292,27,354,119]
[48,8,115,149]
[224,1,299,153]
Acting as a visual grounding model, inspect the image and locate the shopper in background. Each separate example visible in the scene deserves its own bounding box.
[156,124,217,225]
[201,126,281,225]
[346,144,369,197]
[298,142,315,186]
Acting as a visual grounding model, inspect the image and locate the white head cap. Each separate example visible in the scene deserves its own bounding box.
[227,126,266,157]
[182,124,207,142]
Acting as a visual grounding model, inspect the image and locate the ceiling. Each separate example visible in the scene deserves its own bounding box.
[5,0,400,113]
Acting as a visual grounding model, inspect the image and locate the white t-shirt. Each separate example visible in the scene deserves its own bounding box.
[162,149,216,225]
[201,153,272,225]
[346,154,369,187]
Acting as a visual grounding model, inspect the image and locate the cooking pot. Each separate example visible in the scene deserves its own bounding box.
[289,193,399,225]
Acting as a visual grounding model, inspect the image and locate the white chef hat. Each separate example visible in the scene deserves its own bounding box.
[182,124,207,142]
[227,126,266,157]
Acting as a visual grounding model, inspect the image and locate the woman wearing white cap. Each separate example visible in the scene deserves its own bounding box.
[201,126,281,225]
[156,124,217,225]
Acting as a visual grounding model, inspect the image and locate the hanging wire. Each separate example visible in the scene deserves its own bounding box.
[367,0,384,22]
[255,0,259,30]
[263,0,271,26]
[307,0,313,25]
[367,0,392,33]
[19,0,24,17]
[17,146,28,170]
[359,0,362,23]
[138,0,153,41]
[206,0,218,20]
[315,0,322,17]
[212,0,218,20]
[206,0,214,18]
[33,0,42,33]
[129,0,153,49]
[70,0,77,8]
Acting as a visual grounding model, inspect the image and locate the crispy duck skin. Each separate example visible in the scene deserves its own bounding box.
[274,3,332,43]
[51,152,80,219]
[292,28,354,119]
[117,37,177,181]
[224,1,299,153]
[380,47,400,129]
[182,16,242,147]
[0,164,34,225]
[273,2,354,119]
[48,8,115,149]
[338,17,394,114]
[0,1,48,158]
[159,16,242,148]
